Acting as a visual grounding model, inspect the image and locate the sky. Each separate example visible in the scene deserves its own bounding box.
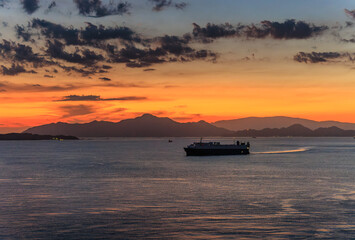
[0,0,354,133]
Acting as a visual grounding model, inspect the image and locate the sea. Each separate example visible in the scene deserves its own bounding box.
[0,137,354,239]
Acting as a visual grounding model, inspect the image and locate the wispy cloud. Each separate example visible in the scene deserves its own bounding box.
[0,81,81,92]
[149,0,187,11]
[56,95,148,102]
[294,51,355,64]
[60,104,96,118]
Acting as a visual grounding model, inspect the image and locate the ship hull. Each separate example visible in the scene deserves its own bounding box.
[184,148,249,156]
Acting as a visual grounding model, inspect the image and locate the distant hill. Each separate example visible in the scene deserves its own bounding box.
[213,116,355,131]
[0,133,78,140]
[24,114,234,137]
[235,124,355,137]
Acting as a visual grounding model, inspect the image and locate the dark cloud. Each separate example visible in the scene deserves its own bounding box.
[44,74,54,78]
[57,95,147,101]
[144,68,156,71]
[60,104,96,118]
[174,2,187,10]
[32,19,81,45]
[102,65,112,69]
[108,35,216,68]
[341,36,355,43]
[249,20,327,39]
[21,0,40,14]
[45,1,57,13]
[46,40,104,65]
[15,25,32,42]
[74,0,131,17]
[56,63,103,76]
[158,35,192,55]
[343,21,354,29]
[293,51,355,64]
[0,40,106,76]
[0,40,104,75]
[345,9,355,20]
[99,77,111,81]
[111,46,165,67]
[1,63,36,75]
[81,22,138,43]
[98,69,108,73]
[193,20,327,42]
[31,19,139,45]
[0,40,47,68]
[48,1,56,9]
[1,19,217,74]
[0,0,7,8]
[149,0,187,11]
[193,23,239,43]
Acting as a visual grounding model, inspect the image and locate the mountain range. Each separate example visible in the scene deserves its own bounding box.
[24,114,233,137]
[23,114,355,137]
[235,124,355,137]
[214,116,355,131]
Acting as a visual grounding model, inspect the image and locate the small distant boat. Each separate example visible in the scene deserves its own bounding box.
[184,139,250,156]
[168,139,173,143]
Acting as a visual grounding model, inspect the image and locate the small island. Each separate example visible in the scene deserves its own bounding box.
[0,133,79,141]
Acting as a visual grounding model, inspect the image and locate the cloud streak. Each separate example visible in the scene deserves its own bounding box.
[60,104,96,118]
[294,51,355,64]
[0,81,81,92]
[56,95,148,101]
[149,0,187,11]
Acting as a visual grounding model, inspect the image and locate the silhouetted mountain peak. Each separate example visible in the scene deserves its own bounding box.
[324,126,342,131]
[127,114,175,125]
[138,113,159,119]
[287,124,311,130]
[198,120,209,124]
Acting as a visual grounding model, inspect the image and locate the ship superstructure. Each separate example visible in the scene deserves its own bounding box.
[184,139,250,156]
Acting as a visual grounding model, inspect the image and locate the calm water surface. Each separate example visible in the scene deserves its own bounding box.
[0,138,354,239]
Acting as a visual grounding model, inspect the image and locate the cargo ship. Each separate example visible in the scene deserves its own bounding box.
[184,139,250,156]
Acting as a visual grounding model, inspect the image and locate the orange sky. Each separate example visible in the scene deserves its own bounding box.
[1,58,354,133]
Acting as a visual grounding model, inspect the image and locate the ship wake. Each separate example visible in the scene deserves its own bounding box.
[253,147,311,154]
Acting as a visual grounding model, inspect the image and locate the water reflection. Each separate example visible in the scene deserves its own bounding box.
[0,138,354,239]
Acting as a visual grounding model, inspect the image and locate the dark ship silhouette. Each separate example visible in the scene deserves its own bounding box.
[184,139,250,156]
